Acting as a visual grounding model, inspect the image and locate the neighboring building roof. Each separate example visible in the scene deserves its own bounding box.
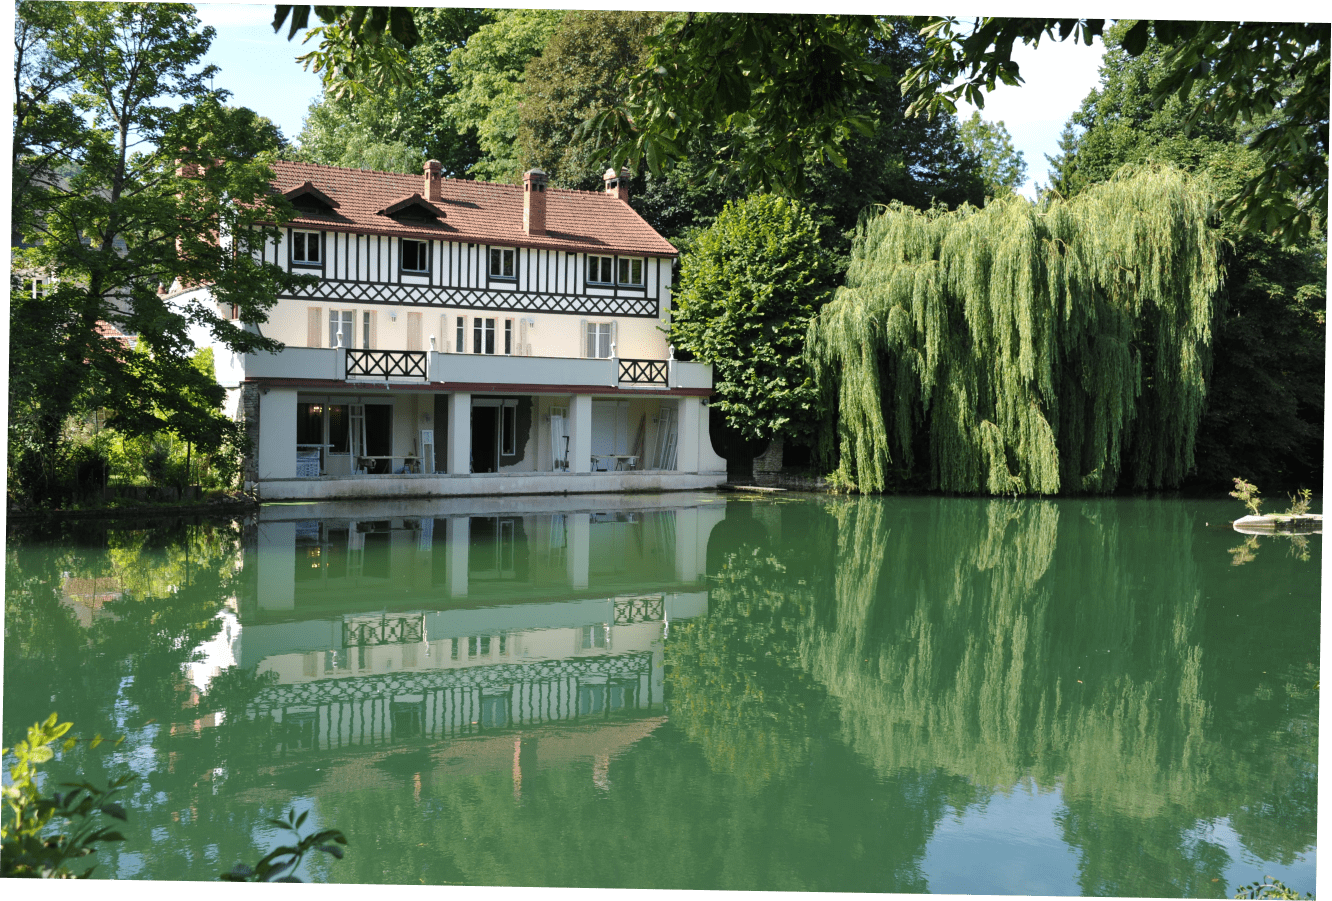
[95,320,137,350]
[268,160,678,258]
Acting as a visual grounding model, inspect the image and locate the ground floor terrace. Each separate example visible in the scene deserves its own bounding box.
[237,373,727,501]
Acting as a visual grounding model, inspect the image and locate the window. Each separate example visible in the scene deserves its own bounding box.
[455,315,465,353]
[473,317,495,355]
[361,311,371,349]
[329,309,353,347]
[489,247,515,279]
[586,321,612,359]
[401,239,428,273]
[504,319,513,356]
[291,230,320,265]
[587,255,613,284]
[588,255,644,286]
[617,258,644,285]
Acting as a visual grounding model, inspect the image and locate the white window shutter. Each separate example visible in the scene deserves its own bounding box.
[440,314,449,352]
[580,319,588,358]
[611,321,618,358]
[407,311,422,351]
[368,310,377,349]
[308,306,322,347]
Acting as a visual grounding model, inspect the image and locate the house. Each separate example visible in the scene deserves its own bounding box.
[173,160,726,500]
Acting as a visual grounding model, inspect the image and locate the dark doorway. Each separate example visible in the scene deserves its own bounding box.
[472,405,498,473]
[365,403,393,473]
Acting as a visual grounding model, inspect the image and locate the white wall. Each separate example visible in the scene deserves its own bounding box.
[257,387,298,479]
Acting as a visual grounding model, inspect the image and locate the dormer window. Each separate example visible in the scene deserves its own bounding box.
[489,247,515,279]
[291,230,321,266]
[378,194,445,224]
[284,181,339,216]
[402,239,429,273]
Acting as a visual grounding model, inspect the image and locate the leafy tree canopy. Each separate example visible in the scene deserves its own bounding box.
[670,195,837,444]
[956,112,1027,198]
[442,8,565,182]
[807,166,1222,495]
[518,10,666,190]
[11,1,307,504]
[272,9,1325,241]
[1047,21,1326,489]
[904,17,1329,244]
[289,6,495,177]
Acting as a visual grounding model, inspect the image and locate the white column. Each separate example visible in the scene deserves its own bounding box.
[566,512,590,589]
[258,387,298,480]
[569,394,592,473]
[446,392,471,474]
[446,516,469,598]
[675,396,701,473]
[256,521,295,611]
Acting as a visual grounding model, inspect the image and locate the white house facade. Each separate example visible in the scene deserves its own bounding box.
[177,160,726,500]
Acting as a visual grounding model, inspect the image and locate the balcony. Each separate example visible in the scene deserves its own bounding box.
[243,347,712,391]
[346,348,427,380]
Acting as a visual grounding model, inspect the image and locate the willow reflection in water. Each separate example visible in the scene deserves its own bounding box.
[666,496,1317,896]
[2,494,1317,893]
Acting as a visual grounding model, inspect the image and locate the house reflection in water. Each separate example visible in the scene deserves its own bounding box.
[235,493,724,758]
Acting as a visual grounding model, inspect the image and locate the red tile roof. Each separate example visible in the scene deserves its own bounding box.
[269,161,678,258]
[95,320,137,350]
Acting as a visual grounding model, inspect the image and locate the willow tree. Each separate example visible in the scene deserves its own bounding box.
[806,165,1222,495]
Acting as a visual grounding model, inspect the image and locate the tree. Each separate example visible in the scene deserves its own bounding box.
[588,13,890,197]
[670,195,836,445]
[517,10,666,190]
[290,100,421,174]
[276,9,1326,241]
[956,112,1027,198]
[11,0,81,237]
[441,8,565,182]
[1052,22,1326,489]
[289,6,495,177]
[10,2,306,504]
[903,17,1329,244]
[805,166,1222,495]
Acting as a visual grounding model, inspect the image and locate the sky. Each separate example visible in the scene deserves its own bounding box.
[191,2,1109,199]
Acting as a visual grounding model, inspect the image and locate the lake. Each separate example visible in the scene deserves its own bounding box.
[2,491,1319,894]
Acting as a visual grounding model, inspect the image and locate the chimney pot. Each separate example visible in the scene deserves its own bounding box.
[523,168,548,236]
[423,159,443,202]
[604,166,630,202]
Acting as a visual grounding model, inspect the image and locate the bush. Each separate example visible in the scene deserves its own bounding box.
[4,713,345,881]
[1,714,131,878]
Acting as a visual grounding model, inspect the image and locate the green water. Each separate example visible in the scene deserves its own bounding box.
[3,493,1319,894]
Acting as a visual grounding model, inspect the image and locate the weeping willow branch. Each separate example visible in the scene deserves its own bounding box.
[806,165,1222,495]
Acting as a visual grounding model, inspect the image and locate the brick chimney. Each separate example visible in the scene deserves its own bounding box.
[523,168,548,236]
[603,167,630,202]
[423,159,442,202]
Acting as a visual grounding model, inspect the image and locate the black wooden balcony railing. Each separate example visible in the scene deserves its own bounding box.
[618,358,668,386]
[346,348,427,380]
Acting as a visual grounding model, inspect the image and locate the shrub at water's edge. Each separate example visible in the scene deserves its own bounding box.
[2,713,346,881]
